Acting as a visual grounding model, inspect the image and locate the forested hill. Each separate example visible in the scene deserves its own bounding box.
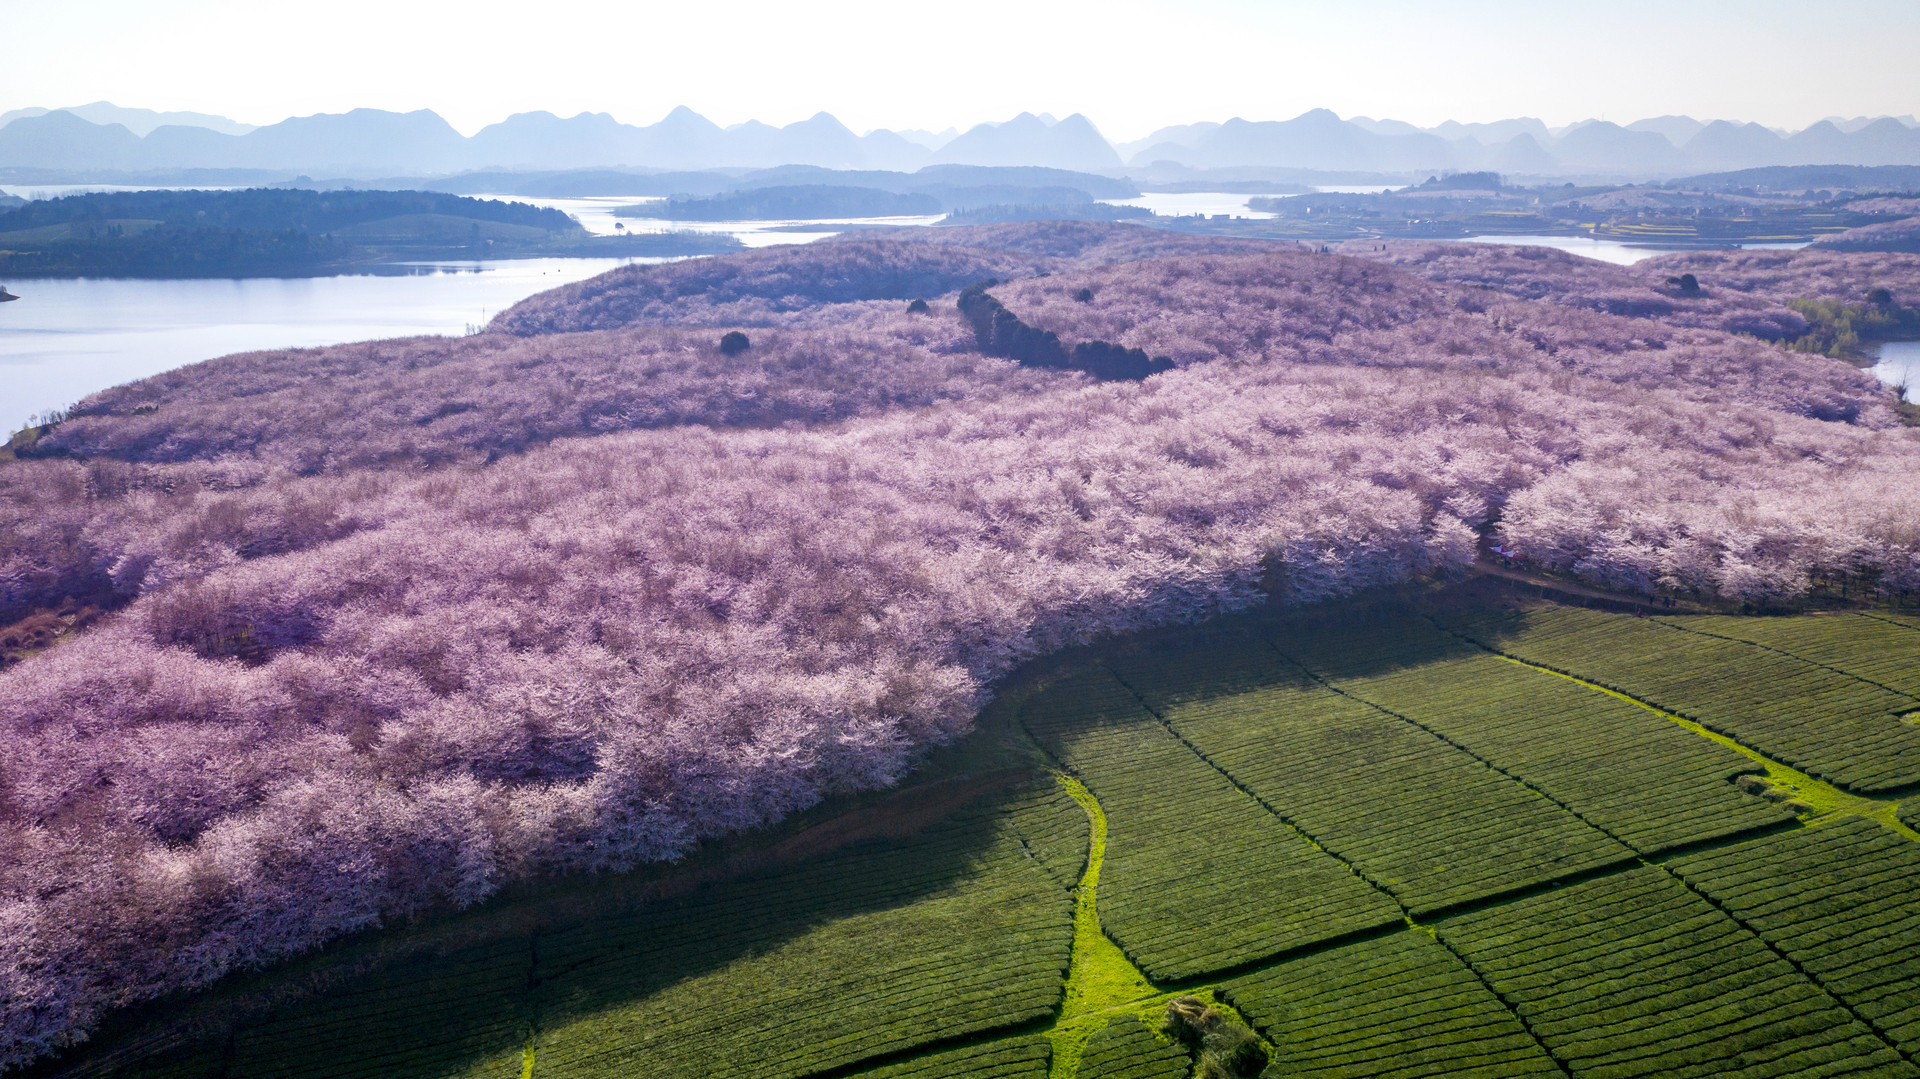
[618,185,942,220]
[0,188,739,276]
[0,188,577,233]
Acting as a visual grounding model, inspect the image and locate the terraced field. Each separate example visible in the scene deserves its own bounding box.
[1220,929,1561,1077]
[1018,666,1403,980]
[1262,611,1795,854]
[1656,613,1920,699]
[1668,818,1920,1056]
[1108,631,1636,914]
[37,595,1920,1079]
[1436,867,1912,1077]
[852,1037,1052,1079]
[1440,605,1920,791]
[1073,1017,1189,1079]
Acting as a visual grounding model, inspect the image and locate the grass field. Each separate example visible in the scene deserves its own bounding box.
[34,590,1920,1079]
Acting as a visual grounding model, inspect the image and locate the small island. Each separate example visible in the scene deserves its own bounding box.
[616,184,944,221]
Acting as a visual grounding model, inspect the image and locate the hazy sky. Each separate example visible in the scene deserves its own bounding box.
[4,0,1916,141]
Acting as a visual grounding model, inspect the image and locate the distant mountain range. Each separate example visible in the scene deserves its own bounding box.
[3,103,1919,182]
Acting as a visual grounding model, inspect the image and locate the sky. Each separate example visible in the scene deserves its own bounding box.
[3,0,1917,141]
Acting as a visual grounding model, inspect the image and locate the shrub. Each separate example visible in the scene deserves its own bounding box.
[719,331,751,355]
[1068,340,1173,382]
[906,298,931,315]
[1160,996,1267,1079]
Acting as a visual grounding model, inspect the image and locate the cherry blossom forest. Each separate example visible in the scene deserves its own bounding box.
[3,221,1919,1069]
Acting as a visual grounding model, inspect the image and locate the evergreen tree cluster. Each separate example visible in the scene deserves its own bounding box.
[957,283,1171,381]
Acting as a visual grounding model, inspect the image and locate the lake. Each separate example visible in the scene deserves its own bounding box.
[0,258,655,432]
[1872,340,1920,395]
[489,195,947,247]
[1461,234,1813,266]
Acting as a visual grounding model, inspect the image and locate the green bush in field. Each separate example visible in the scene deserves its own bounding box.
[1159,996,1266,1079]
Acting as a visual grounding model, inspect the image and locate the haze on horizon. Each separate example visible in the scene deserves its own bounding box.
[5,0,1917,142]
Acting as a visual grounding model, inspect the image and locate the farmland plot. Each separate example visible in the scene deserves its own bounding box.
[221,936,536,1079]
[1436,866,1915,1078]
[1265,612,1791,853]
[1668,818,1920,1056]
[1439,607,1920,792]
[1108,631,1636,915]
[71,773,1080,1079]
[1074,1016,1189,1079]
[1220,928,1561,1078]
[529,787,1077,1079]
[849,1036,1052,1079]
[1019,667,1403,981]
[1657,613,1920,701]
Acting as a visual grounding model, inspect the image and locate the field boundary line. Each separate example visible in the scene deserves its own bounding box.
[1647,615,1920,712]
[1857,610,1920,635]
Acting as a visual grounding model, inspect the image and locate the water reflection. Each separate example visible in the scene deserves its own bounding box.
[1872,341,1920,395]
[0,257,659,432]
[1101,192,1277,219]
[1461,234,1813,266]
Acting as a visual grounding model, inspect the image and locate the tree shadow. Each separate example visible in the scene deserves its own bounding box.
[33,719,1071,1079]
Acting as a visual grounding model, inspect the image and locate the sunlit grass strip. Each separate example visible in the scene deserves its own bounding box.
[1044,774,1162,1079]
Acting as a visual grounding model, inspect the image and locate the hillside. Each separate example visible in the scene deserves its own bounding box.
[3,223,1920,1072]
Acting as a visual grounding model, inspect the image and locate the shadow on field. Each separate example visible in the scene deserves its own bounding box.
[1099,587,1506,704]
[33,754,1052,1079]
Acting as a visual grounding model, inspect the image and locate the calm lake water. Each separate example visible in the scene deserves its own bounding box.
[1104,192,1279,219]
[492,195,947,247]
[1462,234,1813,265]
[1872,340,1920,394]
[0,258,655,432]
